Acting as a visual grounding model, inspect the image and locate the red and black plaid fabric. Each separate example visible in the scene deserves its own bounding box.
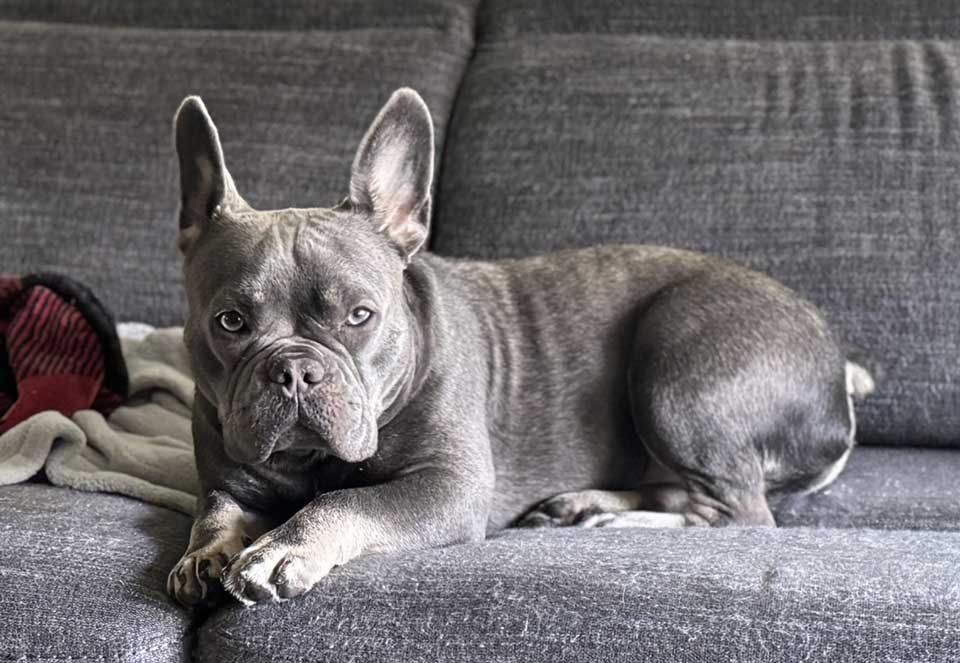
[0,273,128,433]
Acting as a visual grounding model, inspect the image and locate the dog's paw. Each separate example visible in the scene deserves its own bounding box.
[516,490,654,528]
[221,534,334,606]
[517,492,604,528]
[167,535,250,609]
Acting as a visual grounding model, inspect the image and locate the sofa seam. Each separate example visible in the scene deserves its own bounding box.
[427,0,485,253]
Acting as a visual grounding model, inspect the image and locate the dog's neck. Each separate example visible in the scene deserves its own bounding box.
[373,256,437,428]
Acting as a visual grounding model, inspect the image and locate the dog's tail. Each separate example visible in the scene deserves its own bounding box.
[845,361,875,400]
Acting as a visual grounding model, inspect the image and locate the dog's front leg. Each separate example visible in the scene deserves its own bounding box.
[221,467,487,605]
[168,490,272,608]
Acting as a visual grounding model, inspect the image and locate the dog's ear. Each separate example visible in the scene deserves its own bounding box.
[349,88,434,262]
[174,96,241,252]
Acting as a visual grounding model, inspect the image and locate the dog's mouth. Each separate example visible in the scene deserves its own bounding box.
[269,427,331,463]
[276,421,334,456]
[223,399,370,464]
[222,349,378,466]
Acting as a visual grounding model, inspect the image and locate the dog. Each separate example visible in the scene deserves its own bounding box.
[167,88,873,608]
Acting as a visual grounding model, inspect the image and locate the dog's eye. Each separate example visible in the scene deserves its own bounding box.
[216,310,245,333]
[346,306,373,327]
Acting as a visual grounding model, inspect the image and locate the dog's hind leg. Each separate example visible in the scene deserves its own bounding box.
[516,484,690,528]
[624,274,852,528]
[628,363,782,529]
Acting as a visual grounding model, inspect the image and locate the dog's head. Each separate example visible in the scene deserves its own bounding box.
[174,89,434,465]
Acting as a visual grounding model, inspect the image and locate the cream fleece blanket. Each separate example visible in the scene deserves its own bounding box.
[0,325,199,515]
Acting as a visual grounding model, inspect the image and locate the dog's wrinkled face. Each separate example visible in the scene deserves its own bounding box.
[174,89,434,464]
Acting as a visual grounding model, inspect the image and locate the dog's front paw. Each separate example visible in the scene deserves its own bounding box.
[167,535,249,609]
[221,533,335,606]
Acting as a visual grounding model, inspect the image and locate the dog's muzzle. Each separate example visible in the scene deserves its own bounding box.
[222,341,377,465]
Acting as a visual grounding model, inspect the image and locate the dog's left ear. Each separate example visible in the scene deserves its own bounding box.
[349,88,434,262]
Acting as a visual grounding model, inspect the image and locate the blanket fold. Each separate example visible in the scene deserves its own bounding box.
[0,325,199,515]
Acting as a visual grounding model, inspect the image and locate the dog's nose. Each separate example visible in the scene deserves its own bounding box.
[267,356,325,397]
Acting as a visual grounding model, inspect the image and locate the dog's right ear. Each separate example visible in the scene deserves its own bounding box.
[174,96,241,252]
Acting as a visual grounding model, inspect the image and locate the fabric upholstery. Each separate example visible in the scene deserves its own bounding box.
[0,483,192,662]
[477,0,960,40]
[0,3,476,325]
[432,27,960,447]
[773,445,960,530]
[197,525,960,663]
[0,0,476,31]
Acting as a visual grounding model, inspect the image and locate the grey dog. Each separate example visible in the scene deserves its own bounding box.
[167,88,873,608]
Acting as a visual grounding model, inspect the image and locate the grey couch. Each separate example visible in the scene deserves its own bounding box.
[2,2,959,661]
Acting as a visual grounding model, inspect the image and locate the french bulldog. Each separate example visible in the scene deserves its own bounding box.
[167,88,873,608]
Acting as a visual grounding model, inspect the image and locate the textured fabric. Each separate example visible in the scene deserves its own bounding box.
[23,271,131,409]
[0,483,192,662]
[432,36,960,447]
[0,0,477,31]
[0,274,124,432]
[0,327,198,514]
[477,0,960,40]
[198,526,960,663]
[773,446,960,530]
[0,7,476,325]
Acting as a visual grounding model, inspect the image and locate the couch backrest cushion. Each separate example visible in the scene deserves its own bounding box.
[0,1,477,325]
[477,0,960,41]
[0,0,471,30]
[432,0,960,446]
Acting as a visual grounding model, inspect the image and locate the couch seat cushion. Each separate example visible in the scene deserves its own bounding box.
[197,525,960,663]
[0,483,193,662]
[775,445,960,530]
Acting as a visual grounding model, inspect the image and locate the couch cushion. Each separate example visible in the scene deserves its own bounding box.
[0,2,477,325]
[431,20,960,446]
[477,0,960,40]
[0,0,474,31]
[773,445,960,530]
[0,483,193,662]
[197,526,960,663]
